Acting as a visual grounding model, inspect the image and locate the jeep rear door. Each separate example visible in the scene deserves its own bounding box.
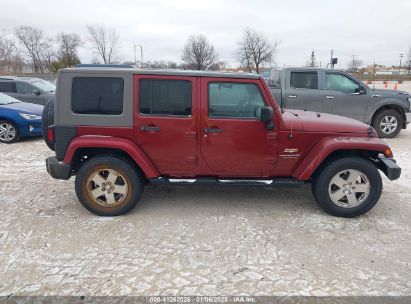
[199,77,278,176]
[133,75,197,173]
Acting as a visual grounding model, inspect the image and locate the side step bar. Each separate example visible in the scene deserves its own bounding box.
[149,177,304,188]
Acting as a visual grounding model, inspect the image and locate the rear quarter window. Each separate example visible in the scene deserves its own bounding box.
[0,82,16,93]
[71,77,124,115]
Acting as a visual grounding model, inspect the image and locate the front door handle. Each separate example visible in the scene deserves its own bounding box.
[204,127,224,134]
[288,95,297,99]
[140,125,160,132]
[325,95,335,99]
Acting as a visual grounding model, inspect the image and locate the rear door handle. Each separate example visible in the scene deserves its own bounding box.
[140,125,160,132]
[325,95,335,99]
[204,128,224,134]
[288,95,297,99]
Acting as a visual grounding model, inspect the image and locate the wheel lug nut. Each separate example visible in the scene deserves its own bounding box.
[102,188,105,191]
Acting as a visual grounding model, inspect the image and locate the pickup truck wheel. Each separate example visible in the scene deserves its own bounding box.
[372,109,402,138]
[75,156,143,216]
[0,120,19,143]
[312,157,382,218]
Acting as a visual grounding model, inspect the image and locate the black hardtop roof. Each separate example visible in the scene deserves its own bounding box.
[61,67,261,79]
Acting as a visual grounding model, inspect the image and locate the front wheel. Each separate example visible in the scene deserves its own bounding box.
[75,156,144,216]
[0,120,19,143]
[312,157,382,218]
[372,109,402,138]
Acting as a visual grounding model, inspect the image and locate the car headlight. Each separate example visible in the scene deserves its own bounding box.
[408,97,411,102]
[19,113,42,120]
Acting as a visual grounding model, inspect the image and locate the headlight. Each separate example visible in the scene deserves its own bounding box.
[408,97,411,102]
[19,113,42,120]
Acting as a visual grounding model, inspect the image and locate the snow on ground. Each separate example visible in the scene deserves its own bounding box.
[0,130,410,296]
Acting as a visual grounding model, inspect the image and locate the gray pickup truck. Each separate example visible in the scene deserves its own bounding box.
[268,68,411,138]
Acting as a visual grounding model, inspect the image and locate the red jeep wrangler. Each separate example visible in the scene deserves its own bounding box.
[43,66,401,217]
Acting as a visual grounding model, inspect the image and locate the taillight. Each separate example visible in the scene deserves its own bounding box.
[47,126,54,142]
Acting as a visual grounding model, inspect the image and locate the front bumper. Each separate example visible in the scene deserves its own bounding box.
[376,156,401,181]
[406,112,411,125]
[46,156,72,180]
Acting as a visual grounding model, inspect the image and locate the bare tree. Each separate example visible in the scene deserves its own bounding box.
[236,28,278,74]
[347,55,362,72]
[86,24,120,64]
[181,34,218,70]
[0,30,16,71]
[39,37,56,72]
[14,26,46,72]
[56,33,81,68]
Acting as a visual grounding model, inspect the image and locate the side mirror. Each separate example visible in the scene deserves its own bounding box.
[259,106,274,123]
[32,89,40,96]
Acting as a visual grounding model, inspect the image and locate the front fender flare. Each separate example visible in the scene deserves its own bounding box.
[63,136,160,178]
[293,136,390,180]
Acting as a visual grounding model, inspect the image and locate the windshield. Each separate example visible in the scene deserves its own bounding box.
[32,80,56,92]
[0,92,21,105]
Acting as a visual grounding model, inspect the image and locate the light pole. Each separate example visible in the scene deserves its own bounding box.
[399,53,404,77]
[134,44,143,68]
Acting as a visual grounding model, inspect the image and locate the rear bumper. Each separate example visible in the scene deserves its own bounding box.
[46,156,72,180]
[376,156,401,180]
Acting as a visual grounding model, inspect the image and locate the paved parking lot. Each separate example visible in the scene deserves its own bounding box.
[0,130,410,296]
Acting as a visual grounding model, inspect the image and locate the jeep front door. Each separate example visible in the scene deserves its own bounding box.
[200,78,277,176]
[134,75,197,173]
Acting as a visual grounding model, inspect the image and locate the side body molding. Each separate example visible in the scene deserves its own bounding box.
[293,136,390,180]
[63,136,160,178]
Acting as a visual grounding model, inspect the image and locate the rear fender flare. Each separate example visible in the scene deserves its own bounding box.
[63,136,160,178]
[293,136,389,180]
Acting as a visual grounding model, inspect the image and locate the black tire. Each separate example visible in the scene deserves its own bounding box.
[0,120,20,143]
[312,157,382,218]
[42,97,55,150]
[372,109,402,138]
[75,156,144,216]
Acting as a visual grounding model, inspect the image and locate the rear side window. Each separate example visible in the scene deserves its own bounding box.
[139,79,192,116]
[16,82,34,94]
[71,77,124,115]
[0,82,16,93]
[208,82,265,118]
[290,72,318,89]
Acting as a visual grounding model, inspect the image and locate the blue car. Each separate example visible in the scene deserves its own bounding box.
[0,92,43,143]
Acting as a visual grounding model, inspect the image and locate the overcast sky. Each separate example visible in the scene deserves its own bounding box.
[1,0,410,68]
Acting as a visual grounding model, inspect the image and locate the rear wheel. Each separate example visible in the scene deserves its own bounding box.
[312,157,382,217]
[372,109,402,138]
[0,120,19,143]
[75,156,144,216]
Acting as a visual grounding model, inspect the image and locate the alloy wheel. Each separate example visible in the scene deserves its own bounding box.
[328,169,371,208]
[0,123,17,142]
[86,168,128,207]
[380,115,398,135]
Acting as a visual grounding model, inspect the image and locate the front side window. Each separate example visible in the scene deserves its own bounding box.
[326,73,359,93]
[0,82,16,93]
[72,77,124,115]
[290,72,318,89]
[208,82,265,118]
[139,79,192,116]
[16,82,35,94]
